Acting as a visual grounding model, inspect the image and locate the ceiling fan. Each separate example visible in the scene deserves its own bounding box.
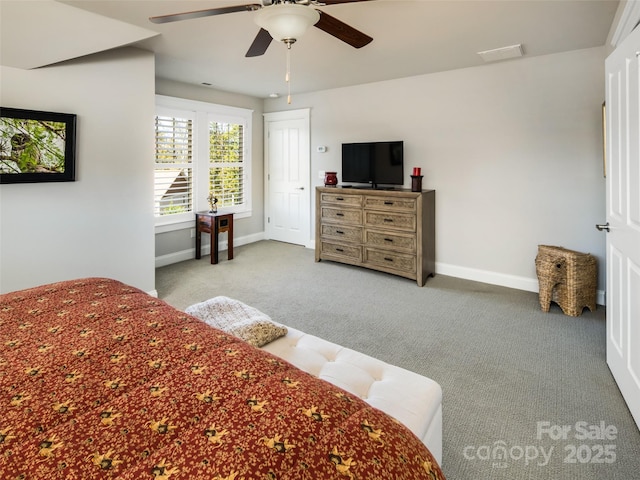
[149,0,374,58]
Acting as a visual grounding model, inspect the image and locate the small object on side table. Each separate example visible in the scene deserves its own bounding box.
[207,193,218,213]
[195,212,234,264]
[411,175,423,192]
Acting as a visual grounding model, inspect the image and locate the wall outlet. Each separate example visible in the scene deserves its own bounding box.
[190,228,195,238]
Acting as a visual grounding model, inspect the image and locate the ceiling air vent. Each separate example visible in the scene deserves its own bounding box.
[477,44,524,63]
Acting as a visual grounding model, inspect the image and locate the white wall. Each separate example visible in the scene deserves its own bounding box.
[265,47,607,296]
[0,48,156,294]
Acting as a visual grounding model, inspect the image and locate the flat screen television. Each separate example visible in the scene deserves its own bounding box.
[341,141,404,188]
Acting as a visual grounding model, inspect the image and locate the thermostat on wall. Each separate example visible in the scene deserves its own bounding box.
[316,146,327,153]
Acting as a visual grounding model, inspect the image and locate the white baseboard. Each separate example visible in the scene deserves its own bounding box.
[436,262,606,306]
[436,262,539,292]
[155,232,265,268]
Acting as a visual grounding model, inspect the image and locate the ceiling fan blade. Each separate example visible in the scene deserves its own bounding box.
[246,28,274,57]
[314,10,372,49]
[149,4,261,24]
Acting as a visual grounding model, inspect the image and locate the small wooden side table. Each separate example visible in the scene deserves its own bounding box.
[195,212,234,264]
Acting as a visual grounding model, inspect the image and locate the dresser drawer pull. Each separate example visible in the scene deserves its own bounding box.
[336,197,344,201]
[336,212,345,217]
[336,230,345,234]
[336,248,344,252]
[384,201,394,205]
[383,218,393,222]
[384,257,394,262]
[384,238,394,242]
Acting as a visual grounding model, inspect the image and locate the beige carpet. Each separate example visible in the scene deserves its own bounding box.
[156,240,640,480]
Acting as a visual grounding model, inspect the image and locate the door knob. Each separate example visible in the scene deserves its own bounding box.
[595,222,610,232]
[295,187,305,190]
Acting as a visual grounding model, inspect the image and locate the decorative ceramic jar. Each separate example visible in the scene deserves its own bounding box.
[324,171,338,186]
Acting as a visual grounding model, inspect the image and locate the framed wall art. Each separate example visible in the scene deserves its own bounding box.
[0,107,77,184]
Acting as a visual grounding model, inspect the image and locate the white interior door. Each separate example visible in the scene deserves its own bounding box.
[604,24,640,430]
[264,109,311,247]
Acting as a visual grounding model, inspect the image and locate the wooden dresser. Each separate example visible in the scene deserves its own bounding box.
[315,187,435,286]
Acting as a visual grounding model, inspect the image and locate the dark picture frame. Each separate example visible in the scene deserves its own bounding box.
[0,107,77,184]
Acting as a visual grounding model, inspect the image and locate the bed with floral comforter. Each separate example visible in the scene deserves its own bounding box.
[0,277,444,479]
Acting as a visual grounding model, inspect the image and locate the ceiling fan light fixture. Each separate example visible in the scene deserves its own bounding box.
[255,3,320,42]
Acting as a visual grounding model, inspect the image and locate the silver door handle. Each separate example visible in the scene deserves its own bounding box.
[295,187,305,190]
[595,222,610,232]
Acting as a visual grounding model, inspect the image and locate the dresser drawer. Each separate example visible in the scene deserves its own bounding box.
[321,224,363,243]
[364,196,416,212]
[321,206,363,225]
[364,230,416,252]
[321,241,362,262]
[321,193,362,207]
[364,211,416,232]
[364,248,416,273]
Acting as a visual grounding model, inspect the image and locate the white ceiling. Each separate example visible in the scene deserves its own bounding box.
[1,1,620,99]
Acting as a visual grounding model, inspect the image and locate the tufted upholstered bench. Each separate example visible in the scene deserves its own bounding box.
[261,327,443,464]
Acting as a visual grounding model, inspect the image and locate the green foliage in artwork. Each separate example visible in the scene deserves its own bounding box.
[0,117,66,174]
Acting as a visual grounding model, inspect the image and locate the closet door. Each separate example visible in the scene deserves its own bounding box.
[604,23,640,430]
[264,109,311,247]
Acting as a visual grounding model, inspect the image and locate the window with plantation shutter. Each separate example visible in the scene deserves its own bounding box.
[154,115,193,217]
[154,95,252,228]
[209,121,244,208]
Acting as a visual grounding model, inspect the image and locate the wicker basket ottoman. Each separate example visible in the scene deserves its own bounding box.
[535,245,597,317]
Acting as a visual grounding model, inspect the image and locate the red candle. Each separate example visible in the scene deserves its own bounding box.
[413,167,421,176]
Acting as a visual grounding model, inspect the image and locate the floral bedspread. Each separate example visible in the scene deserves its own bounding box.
[0,278,445,479]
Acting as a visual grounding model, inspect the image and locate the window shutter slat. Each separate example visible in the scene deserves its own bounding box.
[154,167,193,216]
